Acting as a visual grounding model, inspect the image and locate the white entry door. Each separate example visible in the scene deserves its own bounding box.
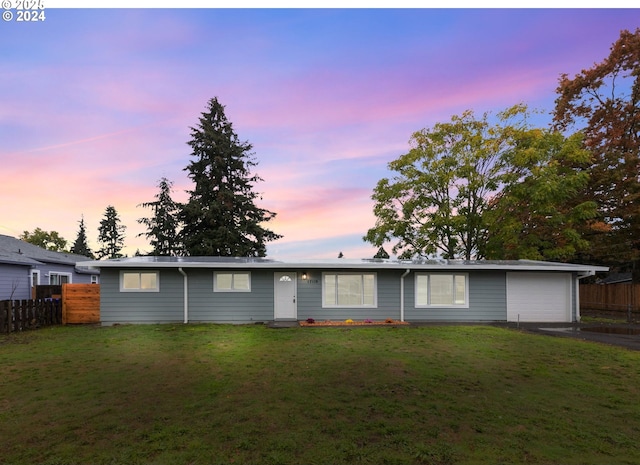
[274,272,297,320]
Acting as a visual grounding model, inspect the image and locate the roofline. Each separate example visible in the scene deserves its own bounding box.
[77,258,609,273]
[0,258,35,267]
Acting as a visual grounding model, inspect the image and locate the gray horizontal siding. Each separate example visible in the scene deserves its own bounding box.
[405,271,506,321]
[188,269,274,323]
[0,264,31,300]
[99,267,509,325]
[100,268,184,324]
[297,269,401,321]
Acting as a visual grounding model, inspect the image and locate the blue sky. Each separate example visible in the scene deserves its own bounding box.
[1,8,638,258]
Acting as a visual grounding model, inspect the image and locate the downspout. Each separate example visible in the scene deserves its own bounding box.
[576,270,595,323]
[178,267,188,324]
[400,269,411,322]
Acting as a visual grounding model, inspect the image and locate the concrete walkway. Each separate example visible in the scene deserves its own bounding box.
[266,320,300,329]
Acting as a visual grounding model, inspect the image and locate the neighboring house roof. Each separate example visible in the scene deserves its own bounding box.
[0,234,99,273]
[79,256,608,274]
[597,272,632,284]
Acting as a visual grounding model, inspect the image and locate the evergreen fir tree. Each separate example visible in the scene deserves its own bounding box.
[179,97,281,256]
[70,215,94,258]
[97,205,126,259]
[373,246,390,259]
[137,177,182,256]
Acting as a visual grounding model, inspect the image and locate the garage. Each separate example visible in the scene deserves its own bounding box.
[507,272,572,322]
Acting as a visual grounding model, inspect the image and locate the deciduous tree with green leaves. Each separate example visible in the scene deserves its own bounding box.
[137,177,182,256]
[364,106,523,259]
[97,205,126,259]
[20,228,67,252]
[365,104,596,261]
[179,97,281,256]
[553,28,640,273]
[483,130,597,261]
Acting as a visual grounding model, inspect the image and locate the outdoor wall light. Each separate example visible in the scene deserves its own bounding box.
[302,272,308,280]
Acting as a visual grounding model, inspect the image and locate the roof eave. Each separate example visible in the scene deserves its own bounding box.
[78,258,609,273]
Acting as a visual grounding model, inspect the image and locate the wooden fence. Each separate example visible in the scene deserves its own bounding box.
[62,283,100,324]
[580,283,640,314]
[33,285,62,300]
[0,299,62,333]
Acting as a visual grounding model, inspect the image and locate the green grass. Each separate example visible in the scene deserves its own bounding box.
[1,324,640,465]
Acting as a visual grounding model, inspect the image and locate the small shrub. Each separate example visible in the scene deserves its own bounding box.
[385,318,394,324]
[345,319,354,324]
[306,318,315,324]
[364,319,373,324]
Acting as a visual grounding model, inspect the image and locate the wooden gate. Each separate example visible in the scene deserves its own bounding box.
[62,284,100,324]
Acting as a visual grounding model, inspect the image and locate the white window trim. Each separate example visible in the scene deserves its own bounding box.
[213,271,252,292]
[91,275,99,284]
[49,271,72,285]
[31,270,40,287]
[119,270,160,292]
[322,272,378,308]
[415,272,469,308]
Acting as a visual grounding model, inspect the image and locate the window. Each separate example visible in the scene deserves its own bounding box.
[214,272,251,292]
[31,270,40,288]
[323,273,376,307]
[120,271,159,292]
[49,272,71,285]
[91,275,99,284]
[415,273,468,307]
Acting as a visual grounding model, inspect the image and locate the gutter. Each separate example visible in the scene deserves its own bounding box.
[400,269,411,322]
[178,267,188,324]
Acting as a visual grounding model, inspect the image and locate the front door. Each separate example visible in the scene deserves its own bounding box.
[274,272,297,320]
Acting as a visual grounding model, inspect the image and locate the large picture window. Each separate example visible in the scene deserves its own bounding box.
[323,273,376,307]
[415,273,468,307]
[120,271,159,292]
[214,272,251,292]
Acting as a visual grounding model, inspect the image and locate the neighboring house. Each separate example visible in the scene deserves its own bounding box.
[80,256,607,325]
[596,272,632,285]
[0,234,100,300]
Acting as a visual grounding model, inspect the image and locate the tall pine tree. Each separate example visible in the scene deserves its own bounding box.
[179,97,281,256]
[97,205,126,259]
[137,177,182,256]
[70,215,94,258]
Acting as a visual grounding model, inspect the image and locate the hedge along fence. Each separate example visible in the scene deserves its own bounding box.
[62,284,100,324]
[0,299,62,333]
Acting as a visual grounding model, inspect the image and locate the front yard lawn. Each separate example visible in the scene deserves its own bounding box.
[1,324,639,464]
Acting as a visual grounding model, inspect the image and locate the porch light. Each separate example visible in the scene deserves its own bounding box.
[302,272,308,280]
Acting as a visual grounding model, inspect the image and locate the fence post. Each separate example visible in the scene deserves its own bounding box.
[27,299,34,329]
[0,301,9,333]
[56,298,62,324]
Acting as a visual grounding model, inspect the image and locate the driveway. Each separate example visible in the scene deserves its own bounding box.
[508,322,640,351]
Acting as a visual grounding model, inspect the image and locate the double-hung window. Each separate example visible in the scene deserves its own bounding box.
[214,272,251,292]
[120,271,159,292]
[323,273,376,307]
[415,273,468,307]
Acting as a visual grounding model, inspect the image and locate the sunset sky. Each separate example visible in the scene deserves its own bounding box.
[1,8,638,259]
